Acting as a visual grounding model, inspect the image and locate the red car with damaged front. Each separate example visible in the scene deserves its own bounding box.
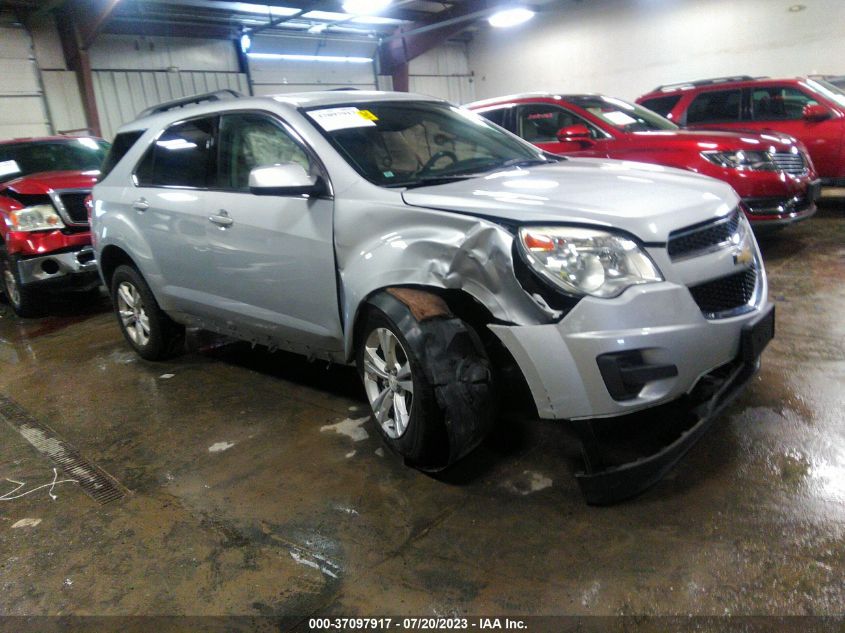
[466,93,821,230]
[0,136,108,316]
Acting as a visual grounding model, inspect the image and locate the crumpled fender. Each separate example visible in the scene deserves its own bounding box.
[335,201,558,360]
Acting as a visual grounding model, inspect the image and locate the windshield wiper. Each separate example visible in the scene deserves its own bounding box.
[395,174,476,189]
[496,157,558,169]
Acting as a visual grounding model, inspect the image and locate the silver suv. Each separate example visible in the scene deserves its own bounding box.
[92,90,774,503]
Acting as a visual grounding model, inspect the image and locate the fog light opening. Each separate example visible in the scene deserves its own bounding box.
[40,259,60,275]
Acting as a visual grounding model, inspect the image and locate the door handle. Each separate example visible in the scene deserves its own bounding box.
[132,198,149,212]
[209,210,233,228]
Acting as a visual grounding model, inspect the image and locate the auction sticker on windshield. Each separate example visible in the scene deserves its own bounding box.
[308,107,377,132]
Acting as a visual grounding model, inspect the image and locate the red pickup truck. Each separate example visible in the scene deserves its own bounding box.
[466,93,821,230]
[0,136,108,316]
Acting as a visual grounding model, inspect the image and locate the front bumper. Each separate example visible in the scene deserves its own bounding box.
[575,303,774,504]
[489,282,769,421]
[16,247,99,287]
[742,179,821,227]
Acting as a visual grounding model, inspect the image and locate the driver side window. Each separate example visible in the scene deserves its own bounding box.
[517,104,603,143]
[217,113,311,191]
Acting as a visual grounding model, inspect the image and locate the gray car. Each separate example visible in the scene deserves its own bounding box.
[92,90,774,503]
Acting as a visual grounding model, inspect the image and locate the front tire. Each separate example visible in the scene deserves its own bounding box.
[356,293,495,471]
[110,265,184,360]
[1,250,42,318]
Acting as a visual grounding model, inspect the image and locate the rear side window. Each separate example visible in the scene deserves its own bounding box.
[135,117,216,188]
[639,95,682,118]
[686,89,742,124]
[99,131,143,180]
[751,86,818,120]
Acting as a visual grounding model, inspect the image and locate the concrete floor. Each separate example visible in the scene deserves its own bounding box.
[0,199,844,625]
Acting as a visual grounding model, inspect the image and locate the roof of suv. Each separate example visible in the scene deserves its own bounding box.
[122,90,443,133]
[640,76,817,96]
[466,93,606,108]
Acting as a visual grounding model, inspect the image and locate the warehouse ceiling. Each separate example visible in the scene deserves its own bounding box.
[9,0,561,41]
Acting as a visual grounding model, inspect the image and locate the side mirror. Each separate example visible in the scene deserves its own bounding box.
[556,124,593,143]
[249,163,325,196]
[803,103,832,122]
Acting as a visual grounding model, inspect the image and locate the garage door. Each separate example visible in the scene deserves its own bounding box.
[92,70,250,141]
[0,15,52,139]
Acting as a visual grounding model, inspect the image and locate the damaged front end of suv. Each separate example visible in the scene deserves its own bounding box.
[93,91,773,504]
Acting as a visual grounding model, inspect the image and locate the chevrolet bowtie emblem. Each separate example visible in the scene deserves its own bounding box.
[733,245,754,266]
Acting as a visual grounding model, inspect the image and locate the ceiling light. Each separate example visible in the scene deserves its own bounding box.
[248,52,372,63]
[488,7,535,28]
[239,32,251,53]
[342,0,392,15]
[308,23,328,33]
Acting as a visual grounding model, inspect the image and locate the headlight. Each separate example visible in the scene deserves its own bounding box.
[701,150,778,171]
[517,226,663,298]
[9,204,65,231]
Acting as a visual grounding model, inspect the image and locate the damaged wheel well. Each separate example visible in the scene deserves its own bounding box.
[355,285,536,417]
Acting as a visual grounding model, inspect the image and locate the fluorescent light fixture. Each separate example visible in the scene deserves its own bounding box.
[308,23,328,33]
[342,0,392,15]
[248,52,373,63]
[303,10,350,20]
[351,15,402,24]
[240,32,251,53]
[488,7,535,27]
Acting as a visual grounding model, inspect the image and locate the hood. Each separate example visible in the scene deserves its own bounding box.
[629,128,801,152]
[1,170,99,195]
[401,158,738,243]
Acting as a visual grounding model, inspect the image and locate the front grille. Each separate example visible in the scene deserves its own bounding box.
[58,192,90,224]
[667,210,739,260]
[689,267,758,317]
[771,151,806,175]
[744,193,812,215]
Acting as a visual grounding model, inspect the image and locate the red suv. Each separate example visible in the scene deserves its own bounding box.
[0,136,108,316]
[466,93,820,229]
[637,76,845,186]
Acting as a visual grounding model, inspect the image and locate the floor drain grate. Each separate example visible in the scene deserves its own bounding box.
[0,395,127,504]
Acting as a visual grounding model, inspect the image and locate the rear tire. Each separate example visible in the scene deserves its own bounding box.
[110,264,184,360]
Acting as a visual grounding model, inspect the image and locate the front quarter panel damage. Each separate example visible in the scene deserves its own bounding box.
[334,196,557,359]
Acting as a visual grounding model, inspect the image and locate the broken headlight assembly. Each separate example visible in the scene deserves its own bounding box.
[701,150,778,171]
[8,204,65,231]
[517,226,663,298]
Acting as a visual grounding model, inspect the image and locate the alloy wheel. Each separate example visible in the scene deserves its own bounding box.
[116,281,151,347]
[362,327,414,439]
[3,267,20,307]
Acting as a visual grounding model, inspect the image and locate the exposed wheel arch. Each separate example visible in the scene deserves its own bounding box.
[353,285,536,418]
[99,245,139,291]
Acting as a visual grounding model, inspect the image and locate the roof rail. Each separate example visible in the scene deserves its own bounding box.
[653,75,763,93]
[137,89,244,119]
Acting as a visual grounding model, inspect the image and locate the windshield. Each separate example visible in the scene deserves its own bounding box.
[0,138,109,184]
[570,96,679,132]
[304,101,551,188]
[806,79,845,107]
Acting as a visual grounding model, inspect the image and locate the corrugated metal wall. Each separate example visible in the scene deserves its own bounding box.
[89,34,248,140]
[0,13,52,138]
[250,33,377,95]
[93,71,249,140]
